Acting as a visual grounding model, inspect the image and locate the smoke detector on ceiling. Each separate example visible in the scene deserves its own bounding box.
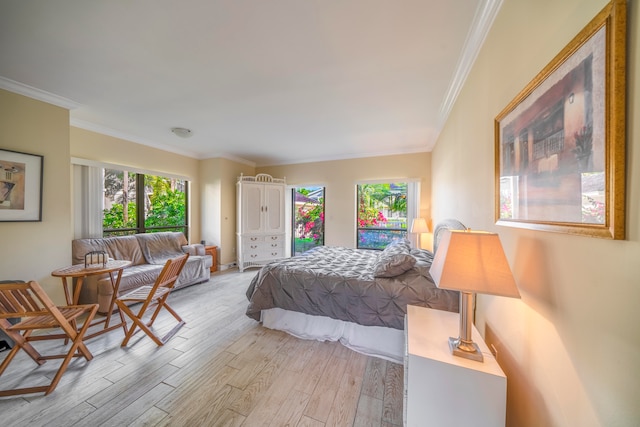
[171,127,192,138]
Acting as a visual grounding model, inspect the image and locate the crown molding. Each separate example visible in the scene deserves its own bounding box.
[438,0,503,126]
[207,152,256,167]
[0,76,82,110]
[71,117,257,166]
[256,145,430,167]
[71,157,191,181]
[221,154,255,167]
[70,118,202,159]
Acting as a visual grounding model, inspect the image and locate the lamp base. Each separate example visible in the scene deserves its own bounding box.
[448,337,484,362]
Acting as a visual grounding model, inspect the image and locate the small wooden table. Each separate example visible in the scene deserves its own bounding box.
[204,245,218,272]
[51,260,131,340]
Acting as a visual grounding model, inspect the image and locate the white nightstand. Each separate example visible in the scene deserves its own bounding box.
[404,305,506,427]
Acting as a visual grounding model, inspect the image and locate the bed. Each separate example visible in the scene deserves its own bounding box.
[245,219,466,362]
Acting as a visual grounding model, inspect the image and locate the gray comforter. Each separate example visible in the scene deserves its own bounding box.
[245,245,459,330]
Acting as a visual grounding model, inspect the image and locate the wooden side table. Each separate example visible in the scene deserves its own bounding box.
[51,259,131,340]
[205,245,218,272]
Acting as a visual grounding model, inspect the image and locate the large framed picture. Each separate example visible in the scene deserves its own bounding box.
[0,148,43,222]
[495,0,626,239]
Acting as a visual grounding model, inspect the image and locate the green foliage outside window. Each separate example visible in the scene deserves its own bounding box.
[357,183,407,228]
[102,169,187,234]
[103,203,137,229]
[145,190,186,227]
[357,182,408,249]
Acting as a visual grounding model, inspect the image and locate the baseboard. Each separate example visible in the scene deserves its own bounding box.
[219,262,238,271]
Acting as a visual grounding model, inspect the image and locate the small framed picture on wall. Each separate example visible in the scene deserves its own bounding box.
[0,148,43,222]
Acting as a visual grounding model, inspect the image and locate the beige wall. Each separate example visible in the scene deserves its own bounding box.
[259,152,431,248]
[200,157,254,266]
[432,0,639,425]
[70,127,202,242]
[0,89,71,304]
[202,153,430,266]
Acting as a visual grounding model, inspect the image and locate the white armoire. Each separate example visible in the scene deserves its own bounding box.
[236,173,286,272]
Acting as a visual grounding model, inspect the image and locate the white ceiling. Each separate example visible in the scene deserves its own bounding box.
[0,0,500,166]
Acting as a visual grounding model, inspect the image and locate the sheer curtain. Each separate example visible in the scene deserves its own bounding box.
[406,181,421,248]
[73,164,103,239]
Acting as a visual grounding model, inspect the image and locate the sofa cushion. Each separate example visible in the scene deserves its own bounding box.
[104,235,146,266]
[136,232,187,265]
[72,235,146,266]
[72,238,108,265]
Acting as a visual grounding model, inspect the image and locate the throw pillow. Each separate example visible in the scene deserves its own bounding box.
[373,239,416,277]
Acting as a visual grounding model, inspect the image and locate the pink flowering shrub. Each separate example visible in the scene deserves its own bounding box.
[296,202,324,244]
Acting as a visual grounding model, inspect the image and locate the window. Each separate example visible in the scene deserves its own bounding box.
[102,168,188,237]
[357,182,408,250]
[292,186,325,256]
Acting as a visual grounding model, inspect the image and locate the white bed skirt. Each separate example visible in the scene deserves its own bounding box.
[261,308,405,363]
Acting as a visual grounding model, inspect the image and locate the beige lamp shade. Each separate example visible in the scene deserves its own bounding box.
[410,217,430,234]
[430,229,520,298]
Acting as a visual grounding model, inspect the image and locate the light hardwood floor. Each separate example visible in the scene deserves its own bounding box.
[0,269,404,427]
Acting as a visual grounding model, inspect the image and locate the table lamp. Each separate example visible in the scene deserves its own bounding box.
[429,229,520,362]
[410,217,430,249]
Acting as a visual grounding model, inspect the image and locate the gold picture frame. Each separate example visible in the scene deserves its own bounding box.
[494,0,626,239]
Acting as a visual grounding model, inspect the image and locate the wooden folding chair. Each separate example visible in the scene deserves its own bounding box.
[116,253,189,347]
[0,280,98,396]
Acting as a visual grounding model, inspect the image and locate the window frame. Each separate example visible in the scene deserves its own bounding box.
[290,185,325,256]
[355,180,420,250]
[102,169,189,238]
